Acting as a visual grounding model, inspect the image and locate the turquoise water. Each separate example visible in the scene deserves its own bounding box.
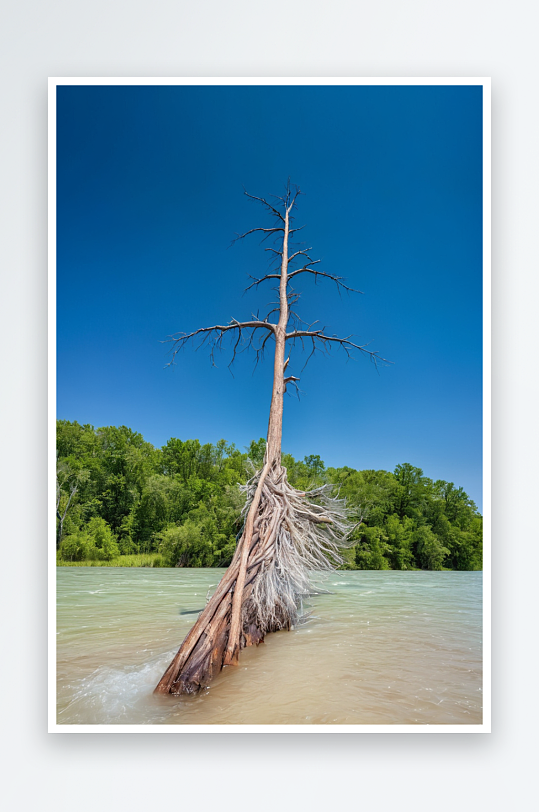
[56,568,482,725]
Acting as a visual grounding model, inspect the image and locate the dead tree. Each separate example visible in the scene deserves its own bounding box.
[155,182,387,695]
[56,459,87,549]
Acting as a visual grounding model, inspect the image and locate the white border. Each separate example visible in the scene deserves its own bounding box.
[49,76,491,734]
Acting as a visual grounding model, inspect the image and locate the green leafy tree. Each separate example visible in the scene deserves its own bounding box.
[95,425,158,532]
[56,419,482,571]
[413,526,449,570]
[58,530,91,562]
[393,463,428,520]
[247,438,266,468]
[157,520,214,568]
[118,509,139,554]
[86,517,120,560]
[355,526,390,570]
[384,514,414,569]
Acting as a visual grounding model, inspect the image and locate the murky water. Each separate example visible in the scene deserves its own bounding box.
[56,568,482,725]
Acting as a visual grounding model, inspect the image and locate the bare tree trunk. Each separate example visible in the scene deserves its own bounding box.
[221,211,291,667]
[265,208,289,466]
[56,482,78,550]
[223,459,270,665]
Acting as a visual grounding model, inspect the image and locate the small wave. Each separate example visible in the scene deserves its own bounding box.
[57,651,175,725]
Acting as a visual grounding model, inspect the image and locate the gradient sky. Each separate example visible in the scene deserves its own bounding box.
[56,84,483,509]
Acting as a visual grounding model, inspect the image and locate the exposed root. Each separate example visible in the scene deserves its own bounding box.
[154,463,353,696]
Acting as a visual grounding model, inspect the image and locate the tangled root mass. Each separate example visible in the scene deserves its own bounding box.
[154,464,353,696]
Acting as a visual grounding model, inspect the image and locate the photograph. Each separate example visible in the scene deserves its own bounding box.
[51,78,488,731]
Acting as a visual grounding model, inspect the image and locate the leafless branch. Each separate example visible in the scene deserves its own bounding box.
[243,190,285,223]
[288,249,316,264]
[286,188,301,213]
[264,307,281,321]
[288,266,362,294]
[289,309,311,328]
[244,273,281,292]
[165,319,276,369]
[284,378,302,399]
[285,329,391,368]
[253,329,275,374]
[231,227,284,246]
[269,180,302,213]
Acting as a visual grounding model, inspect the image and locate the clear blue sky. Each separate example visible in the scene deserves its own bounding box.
[56,84,483,509]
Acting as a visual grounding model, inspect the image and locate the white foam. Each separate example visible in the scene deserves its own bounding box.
[57,651,175,725]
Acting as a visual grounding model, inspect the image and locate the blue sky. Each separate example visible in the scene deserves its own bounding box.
[56,84,483,509]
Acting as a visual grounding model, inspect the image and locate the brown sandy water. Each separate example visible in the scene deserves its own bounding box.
[56,568,482,725]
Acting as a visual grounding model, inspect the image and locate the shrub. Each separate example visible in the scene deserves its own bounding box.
[59,531,91,562]
[157,520,214,567]
[413,526,449,570]
[59,518,120,562]
[86,517,120,560]
[355,526,390,570]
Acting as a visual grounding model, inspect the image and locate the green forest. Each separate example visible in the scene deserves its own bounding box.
[56,420,482,571]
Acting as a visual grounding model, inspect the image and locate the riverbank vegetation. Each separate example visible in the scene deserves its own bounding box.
[56,420,482,571]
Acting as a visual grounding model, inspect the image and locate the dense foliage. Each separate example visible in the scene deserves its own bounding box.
[56,421,482,570]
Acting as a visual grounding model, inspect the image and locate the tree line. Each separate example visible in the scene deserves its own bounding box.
[56,420,482,570]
